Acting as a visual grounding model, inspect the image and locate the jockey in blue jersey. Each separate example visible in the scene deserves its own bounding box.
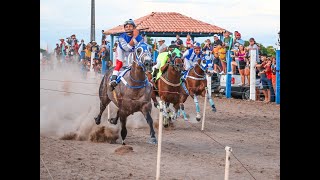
[181,42,202,82]
[109,19,143,90]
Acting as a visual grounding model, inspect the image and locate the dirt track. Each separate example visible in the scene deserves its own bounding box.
[40,94,280,180]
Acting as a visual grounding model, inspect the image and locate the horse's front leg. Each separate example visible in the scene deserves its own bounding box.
[141,103,157,144]
[193,95,201,122]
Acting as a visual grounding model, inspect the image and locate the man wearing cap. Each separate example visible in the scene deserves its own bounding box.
[151,44,181,82]
[181,42,202,82]
[109,19,143,91]
[157,39,167,53]
[90,41,100,59]
[212,34,223,48]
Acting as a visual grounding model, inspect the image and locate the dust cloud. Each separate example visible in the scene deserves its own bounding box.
[40,58,159,142]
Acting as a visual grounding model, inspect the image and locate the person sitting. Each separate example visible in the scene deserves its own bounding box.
[109,19,143,91]
[151,44,180,82]
[181,42,202,82]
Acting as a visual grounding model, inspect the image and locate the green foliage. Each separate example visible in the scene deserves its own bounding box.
[257,43,276,57]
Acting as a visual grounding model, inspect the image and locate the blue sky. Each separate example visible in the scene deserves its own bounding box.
[40,0,280,52]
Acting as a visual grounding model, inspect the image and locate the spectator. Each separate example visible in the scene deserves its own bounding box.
[232,31,245,50]
[175,34,183,49]
[90,41,100,59]
[244,52,250,85]
[235,44,247,86]
[264,58,274,102]
[142,34,148,43]
[78,39,86,62]
[212,34,223,47]
[101,30,106,44]
[246,37,260,63]
[54,43,61,61]
[212,44,222,73]
[256,54,269,102]
[185,34,193,49]
[223,31,232,50]
[73,39,80,61]
[271,56,276,94]
[218,43,227,74]
[59,38,66,59]
[85,44,92,62]
[202,39,213,52]
[157,39,167,53]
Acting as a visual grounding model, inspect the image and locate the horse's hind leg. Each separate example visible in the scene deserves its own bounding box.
[141,104,157,144]
[94,99,111,125]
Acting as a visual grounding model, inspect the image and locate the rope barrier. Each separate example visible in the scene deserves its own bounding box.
[40,155,54,180]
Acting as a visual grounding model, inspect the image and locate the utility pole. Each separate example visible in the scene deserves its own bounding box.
[91,0,95,42]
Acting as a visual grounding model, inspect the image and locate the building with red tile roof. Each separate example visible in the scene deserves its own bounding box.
[104,12,227,37]
[104,12,229,61]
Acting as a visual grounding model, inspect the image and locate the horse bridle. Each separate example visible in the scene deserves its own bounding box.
[132,43,152,72]
[168,54,184,72]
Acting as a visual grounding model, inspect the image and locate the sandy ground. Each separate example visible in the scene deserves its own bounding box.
[40,64,280,180]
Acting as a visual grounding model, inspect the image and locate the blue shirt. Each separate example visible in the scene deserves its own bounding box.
[118,33,143,52]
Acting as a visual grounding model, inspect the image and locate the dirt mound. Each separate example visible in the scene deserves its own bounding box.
[114,145,134,155]
[60,132,77,140]
[89,126,119,143]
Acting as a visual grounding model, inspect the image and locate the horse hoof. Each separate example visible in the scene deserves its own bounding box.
[148,137,157,144]
[94,117,101,125]
[196,117,201,122]
[164,124,169,128]
[108,118,117,125]
[122,142,126,145]
[212,106,217,112]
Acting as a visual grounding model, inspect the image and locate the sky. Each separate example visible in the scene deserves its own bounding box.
[40,0,280,52]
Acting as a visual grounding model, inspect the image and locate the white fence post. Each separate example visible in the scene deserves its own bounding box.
[201,87,208,131]
[224,146,232,180]
[88,52,96,79]
[156,101,163,180]
[249,50,256,100]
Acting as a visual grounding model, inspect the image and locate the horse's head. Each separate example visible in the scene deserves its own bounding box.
[168,51,184,72]
[197,53,214,75]
[133,42,152,72]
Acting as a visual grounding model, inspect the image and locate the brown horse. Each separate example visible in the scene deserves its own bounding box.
[94,42,156,145]
[152,53,186,127]
[179,57,217,121]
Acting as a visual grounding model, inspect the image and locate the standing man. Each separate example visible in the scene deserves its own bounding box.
[157,39,167,53]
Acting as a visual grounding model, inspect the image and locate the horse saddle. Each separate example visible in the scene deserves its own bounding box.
[115,67,131,84]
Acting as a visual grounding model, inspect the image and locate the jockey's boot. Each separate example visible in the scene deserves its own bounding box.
[109,75,118,91]
[152,68,159,82]
[180,70,187,83]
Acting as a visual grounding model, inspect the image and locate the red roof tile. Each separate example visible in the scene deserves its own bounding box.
[104,12,226,35]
